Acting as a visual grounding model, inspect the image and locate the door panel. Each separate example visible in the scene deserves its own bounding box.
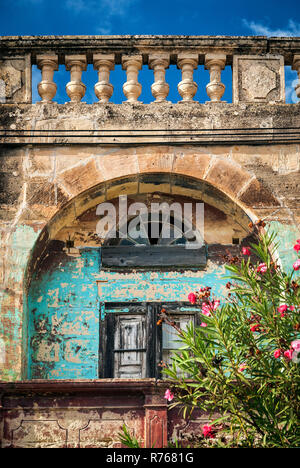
[114,314,146,378]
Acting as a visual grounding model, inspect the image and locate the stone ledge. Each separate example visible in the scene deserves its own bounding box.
[1,35,300,64]
[0,378,167,394]
[0,102,300,145]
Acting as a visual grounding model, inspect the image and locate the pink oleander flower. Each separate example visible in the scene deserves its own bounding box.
[201,303,211,317]
[274,349,281,359]
[200,322,207,327]
[289,305,295,311]
[294,243,300,252]
[257,263,267,274]
[164,389,174,402]
[202,424,215,439]
[188,292,197,305]
[250,324,260,332]
[283,350,293,361]
[238,363,247,372]
[278,304,288,317]
[293,259,300,271]
[242,246,251,256]
[201,299,220,317]
[291,339,300,352]
[278,304,288,314]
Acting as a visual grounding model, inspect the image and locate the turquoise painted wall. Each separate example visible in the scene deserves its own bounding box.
[27,247,228,379]
[0,225,41,381]
[27,222,300,380]
[28,248,101,379]
[268,221,300,272]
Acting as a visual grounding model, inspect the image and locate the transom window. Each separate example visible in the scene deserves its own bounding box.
[107,213,193,246]
[101,213,207,270]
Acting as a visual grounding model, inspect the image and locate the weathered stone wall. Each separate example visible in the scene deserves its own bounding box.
[1,136,299,381]
[0,379,219,448]
[0,34,300,447]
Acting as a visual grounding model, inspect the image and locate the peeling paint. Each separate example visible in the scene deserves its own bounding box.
[28,248,100,379]
[0,224,41,381]
[267,221,300,273]
[27,244,229,379]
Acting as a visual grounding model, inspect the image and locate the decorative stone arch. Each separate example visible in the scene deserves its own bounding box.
[53,146,279,217]
[1,146,284,381]
[25,170,262,284]
[27,144,282,246]
[24,144,283,299]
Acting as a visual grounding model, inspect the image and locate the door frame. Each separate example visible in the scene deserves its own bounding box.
[99,301,199,379]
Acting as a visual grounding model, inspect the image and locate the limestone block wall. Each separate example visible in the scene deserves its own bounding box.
[0,33,300,449]
[0,138,299,381]
[0,39,300,381]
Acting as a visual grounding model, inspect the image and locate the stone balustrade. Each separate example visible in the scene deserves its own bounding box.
[1,35,300,105]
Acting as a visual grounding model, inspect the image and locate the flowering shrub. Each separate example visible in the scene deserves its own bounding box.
[162,230,300,447]
[164,388,174,402]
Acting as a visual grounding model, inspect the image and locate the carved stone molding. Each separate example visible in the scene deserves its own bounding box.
[292,55,300,99]
[65,55,87,103]
[144,392,168,448]
[11,420,67,448]
[149,54,170,103]
[0,55,31,103]
[177,53,198,102]
[37,54,58,103]
[93,54,115,103]
[0,380,159,448]
[122,55,143,103]
[233,55,285,103]
[205,53,226,102]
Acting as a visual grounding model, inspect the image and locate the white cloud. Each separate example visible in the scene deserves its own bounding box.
[65,0,139,34]
[65,0,87,11]
[16,0,44,3]
[97,21,113,35]
[65,0,137,21]
[243,19,300,103]
[243,19,300,37]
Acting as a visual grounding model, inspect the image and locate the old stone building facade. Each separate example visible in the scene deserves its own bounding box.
[0,35,299,447]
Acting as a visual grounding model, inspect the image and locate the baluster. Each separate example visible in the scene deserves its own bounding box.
[122,55,143,103]
[93,54,115,103]
[149,54,170,103]
[65,55,87,103]
[36,54,58,103]
[177,54,198,102]
[205,53,226,102]
[292,55,300,99]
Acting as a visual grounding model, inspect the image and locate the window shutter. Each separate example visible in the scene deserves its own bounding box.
[100,312,115,378]
[146,304,162,379]
[114,314,147,378]
[162,313,195,374]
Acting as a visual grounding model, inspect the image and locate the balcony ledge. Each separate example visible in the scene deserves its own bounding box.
[1,101,300,146]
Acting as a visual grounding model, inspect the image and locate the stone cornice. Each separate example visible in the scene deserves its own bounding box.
[1,35,300,65]
[0,378,166,394]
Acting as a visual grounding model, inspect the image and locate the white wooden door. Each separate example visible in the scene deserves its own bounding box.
[114,314,147,378]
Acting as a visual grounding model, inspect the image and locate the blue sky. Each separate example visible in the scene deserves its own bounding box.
[0,0,299,104]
